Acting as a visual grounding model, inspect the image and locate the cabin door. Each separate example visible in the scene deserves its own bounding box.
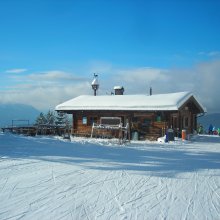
[171,114,178,129]
[171,113,180,136]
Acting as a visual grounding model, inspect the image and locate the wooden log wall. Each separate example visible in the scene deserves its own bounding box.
[70,108,198,140]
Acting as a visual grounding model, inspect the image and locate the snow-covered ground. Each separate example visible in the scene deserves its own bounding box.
[0,133,220,220]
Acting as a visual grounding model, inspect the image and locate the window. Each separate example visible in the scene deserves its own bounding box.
[100,117,121,125]
[82,116,87,125]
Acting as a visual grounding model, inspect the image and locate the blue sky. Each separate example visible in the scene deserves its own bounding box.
[0,0,220,112]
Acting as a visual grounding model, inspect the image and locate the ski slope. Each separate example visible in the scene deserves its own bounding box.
[0,133,220,219]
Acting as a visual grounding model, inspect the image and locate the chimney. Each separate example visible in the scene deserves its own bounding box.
[114,86,124,95]
[150,87,152,96]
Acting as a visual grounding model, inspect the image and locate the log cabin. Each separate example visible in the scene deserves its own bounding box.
[55,88,206,141]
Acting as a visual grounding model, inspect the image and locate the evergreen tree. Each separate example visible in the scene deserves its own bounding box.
[35,112,47,125]
[55,111,70,136]
[35,111,70,136]
[56,111,71,129]
[55,111,66,127]
[46,110,55,125]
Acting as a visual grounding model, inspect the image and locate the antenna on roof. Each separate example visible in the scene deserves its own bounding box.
[150,87,152,96]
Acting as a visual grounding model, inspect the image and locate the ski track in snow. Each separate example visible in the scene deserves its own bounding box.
[0,133,220,219]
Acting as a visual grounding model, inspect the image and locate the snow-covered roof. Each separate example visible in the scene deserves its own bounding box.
[91,78,99,85]
[55,91,206,112]
[114,86,123,90]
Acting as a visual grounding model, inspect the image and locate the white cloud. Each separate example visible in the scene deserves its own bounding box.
[0,70,90,110]
[1,60,220,113]
[102,67,169,95]
[116,67,168,82]
[198,51,220,57]
[0,81,91,110]
[208,51,220,57]
[99,61,220,113]
[5,68,27,74]
[27,71,86,82]
[192,60,220,112]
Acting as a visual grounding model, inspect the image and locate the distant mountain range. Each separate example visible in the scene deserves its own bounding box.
[198,113,220,130]
[0,103,41,127]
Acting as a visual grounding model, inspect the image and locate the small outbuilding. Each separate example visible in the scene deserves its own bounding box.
[55,91,206,140]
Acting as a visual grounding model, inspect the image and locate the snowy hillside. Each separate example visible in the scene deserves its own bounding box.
[0,133,220,219]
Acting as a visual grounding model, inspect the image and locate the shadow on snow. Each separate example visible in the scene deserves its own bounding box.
[0,134,220,177]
